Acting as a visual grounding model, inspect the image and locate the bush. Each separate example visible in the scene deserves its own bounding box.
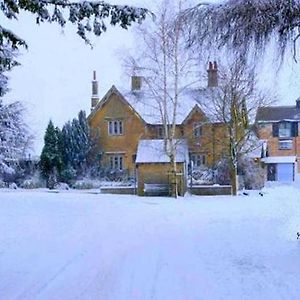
[72,179,101,190]
[9,182,18,189]
[214,159,231,185]
[0,180,6,188]
[190,168,214,185]
[54,182,70,190]
[20,178,45,189]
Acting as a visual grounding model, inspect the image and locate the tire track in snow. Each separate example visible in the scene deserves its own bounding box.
[16,251,86,300]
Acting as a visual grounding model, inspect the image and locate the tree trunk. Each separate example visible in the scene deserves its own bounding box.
[230,164,238,196]
[170,152,178,198]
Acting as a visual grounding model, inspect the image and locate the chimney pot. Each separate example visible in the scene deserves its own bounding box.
[207,61,218,88]
[91,70,99,110]
[131,76,142,91]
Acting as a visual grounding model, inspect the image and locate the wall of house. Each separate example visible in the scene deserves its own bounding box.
[146,124,184,139]
[137,163,186,196]
[89,93,147,175]
[257,122,300,173]
[183,110,228,167]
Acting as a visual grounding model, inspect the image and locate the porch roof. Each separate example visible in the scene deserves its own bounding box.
[136,139,189,164]
[262,156,296,164]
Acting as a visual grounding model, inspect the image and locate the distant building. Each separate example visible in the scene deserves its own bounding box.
[255,99,300,182]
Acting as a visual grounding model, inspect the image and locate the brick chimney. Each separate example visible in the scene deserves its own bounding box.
[131,76,142,91]
[207,61,218,88]
[296,97,300,109]
[91,70,99,110]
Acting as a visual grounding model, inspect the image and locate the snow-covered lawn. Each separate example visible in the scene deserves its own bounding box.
[0,187,299,300]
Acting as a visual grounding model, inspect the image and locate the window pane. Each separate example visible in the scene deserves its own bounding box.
[194,123,202,137]
[110,156,113,169]
[279,122,292,137]
[119,121,123,135]
[119,156,123,170]
[108,121,113,135]
[114,121,118,134]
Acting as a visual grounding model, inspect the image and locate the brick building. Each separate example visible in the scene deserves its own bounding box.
[255,99,300,182]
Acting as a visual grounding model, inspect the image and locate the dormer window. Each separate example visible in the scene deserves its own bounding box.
[278,122,292,138]
[108,120,123,136]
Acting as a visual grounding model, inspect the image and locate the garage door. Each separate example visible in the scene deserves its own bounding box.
[277,163,294,181]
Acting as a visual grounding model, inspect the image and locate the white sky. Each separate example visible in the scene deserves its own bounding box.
[3,0,300,155]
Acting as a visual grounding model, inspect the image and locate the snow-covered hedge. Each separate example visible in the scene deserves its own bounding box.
[0,180,6,188]
[72,179,102,190]
[190,168,214,185]
[20,179,45,189]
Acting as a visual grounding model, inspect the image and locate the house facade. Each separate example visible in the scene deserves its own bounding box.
[255,99,300,182]
[88,66,228,195]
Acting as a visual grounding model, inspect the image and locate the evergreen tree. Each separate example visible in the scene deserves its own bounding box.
[40,120,63,187]
[61,110,92,178]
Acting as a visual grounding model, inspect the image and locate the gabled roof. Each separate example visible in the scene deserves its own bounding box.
[136,139,189,164]
[256,106,300,122]
[88,85,145,123]
[120,87,208,124]
[88,84,213,125]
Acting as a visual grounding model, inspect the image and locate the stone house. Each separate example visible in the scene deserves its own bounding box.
[87,64,228,195]
[255,99,300,182]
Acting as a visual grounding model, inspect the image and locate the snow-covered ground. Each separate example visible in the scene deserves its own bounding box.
[0,186,299,300]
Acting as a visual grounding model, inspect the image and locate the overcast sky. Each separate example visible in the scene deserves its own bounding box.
[3,0,300,155]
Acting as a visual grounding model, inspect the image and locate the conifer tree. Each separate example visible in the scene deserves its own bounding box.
[40,120,63,187]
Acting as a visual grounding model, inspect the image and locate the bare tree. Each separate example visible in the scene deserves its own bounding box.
[185,0,300,63]
[201,59,273,195]
[124,0,198,197]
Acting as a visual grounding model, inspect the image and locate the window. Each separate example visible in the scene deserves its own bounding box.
[193,122,202,137]
[191,154,206,169]
[157,126,164,138]
[108,120,123,135]
[109,155,124,170]
[278,122,292,138]
[278,139,293,150]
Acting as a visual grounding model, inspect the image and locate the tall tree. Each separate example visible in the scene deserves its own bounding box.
[0,99,32,179]
[185,0,300,62]
[200,59,272,195]
[1,0,152,70]
[61,110,91,176]
[124,0,198,197]
[40,120,63,187]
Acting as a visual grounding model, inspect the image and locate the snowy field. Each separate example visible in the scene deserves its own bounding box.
[0,186,300,300]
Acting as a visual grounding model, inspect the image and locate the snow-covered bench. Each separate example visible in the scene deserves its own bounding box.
[144,183,170,196]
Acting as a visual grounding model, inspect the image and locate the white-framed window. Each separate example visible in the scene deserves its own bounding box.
[191,154,206,169]
[193,122,202,137]
[278,122,292,138]
[278,139,293,150]
[109,155,124,170]
[108,120,123,135]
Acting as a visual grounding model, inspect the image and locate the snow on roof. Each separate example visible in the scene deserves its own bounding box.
[256,106,300,122]
[136,139,189,164]
[120,88,209,124]
[261,156,296,164]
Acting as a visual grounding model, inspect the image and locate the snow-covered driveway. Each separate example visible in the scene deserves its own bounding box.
[0,187,299,300]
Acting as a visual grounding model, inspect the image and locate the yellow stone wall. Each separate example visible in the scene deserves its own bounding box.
[137,163,187,196]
